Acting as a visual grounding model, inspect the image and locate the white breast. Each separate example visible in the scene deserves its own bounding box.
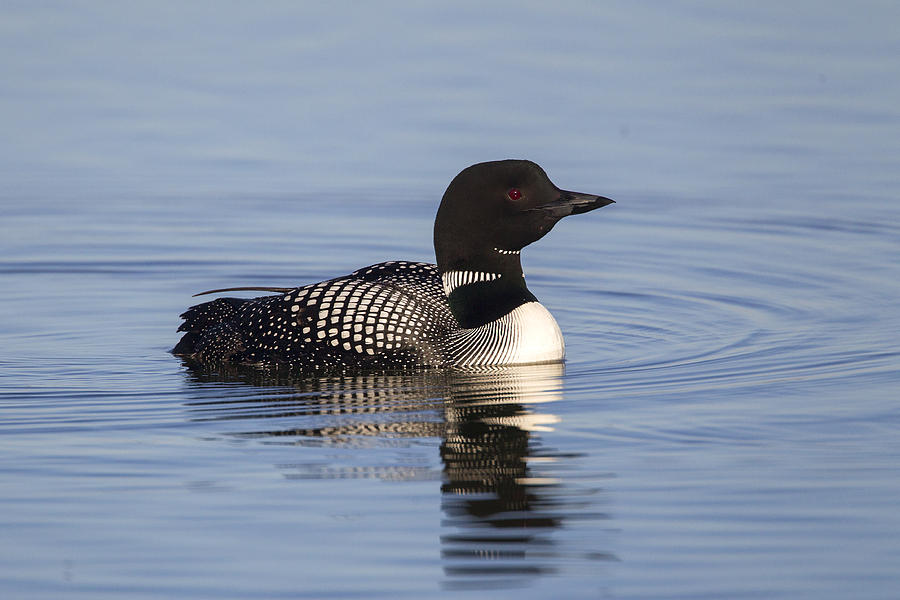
[446,301,565,367]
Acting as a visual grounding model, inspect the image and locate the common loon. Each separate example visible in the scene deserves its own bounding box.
[173,160,614,370]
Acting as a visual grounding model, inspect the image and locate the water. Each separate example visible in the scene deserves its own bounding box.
[2,2,900,598]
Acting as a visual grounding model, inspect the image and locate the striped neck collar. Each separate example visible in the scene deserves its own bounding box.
[441,270,502,296]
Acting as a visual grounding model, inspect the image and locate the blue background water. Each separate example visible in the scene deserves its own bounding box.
[2,2,899,598]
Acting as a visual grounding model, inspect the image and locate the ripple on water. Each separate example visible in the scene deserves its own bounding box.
[560,201,900,402]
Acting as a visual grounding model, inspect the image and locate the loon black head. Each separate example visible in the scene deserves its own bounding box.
[433,159,614,327]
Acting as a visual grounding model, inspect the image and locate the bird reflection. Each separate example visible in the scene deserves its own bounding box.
[439,366,571,587]
[181,362,612,587]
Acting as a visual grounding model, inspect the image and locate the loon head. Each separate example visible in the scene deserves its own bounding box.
[433,159,614,274]
[433,160,614,327]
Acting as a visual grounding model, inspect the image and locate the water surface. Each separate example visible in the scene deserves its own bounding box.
[2,2,899,599]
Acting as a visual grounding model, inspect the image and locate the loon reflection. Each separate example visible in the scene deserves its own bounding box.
[183,362,614,585]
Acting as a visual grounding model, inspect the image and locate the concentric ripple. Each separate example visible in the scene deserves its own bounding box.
[556,199,900,399]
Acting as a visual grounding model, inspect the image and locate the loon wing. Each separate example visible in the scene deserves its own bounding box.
[192,286,293,297]
[192,262,442,298]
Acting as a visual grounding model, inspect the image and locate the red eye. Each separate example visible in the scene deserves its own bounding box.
[507,188,522,200]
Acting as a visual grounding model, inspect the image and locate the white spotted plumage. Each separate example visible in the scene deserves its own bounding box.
[177,261,564,369]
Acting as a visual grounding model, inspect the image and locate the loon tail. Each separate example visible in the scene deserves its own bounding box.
[172,296,250,357]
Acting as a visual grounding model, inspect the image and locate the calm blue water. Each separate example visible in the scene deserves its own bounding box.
[2,2,900,598]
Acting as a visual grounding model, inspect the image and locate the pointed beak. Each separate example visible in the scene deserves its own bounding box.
[537,190,615,218]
